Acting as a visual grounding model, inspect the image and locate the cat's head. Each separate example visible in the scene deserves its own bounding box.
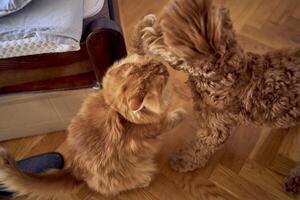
[102,54,171,124]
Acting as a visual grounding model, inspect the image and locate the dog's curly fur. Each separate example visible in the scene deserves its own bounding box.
[134,0,300,172]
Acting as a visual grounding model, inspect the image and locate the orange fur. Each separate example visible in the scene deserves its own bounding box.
[0,54,185,198]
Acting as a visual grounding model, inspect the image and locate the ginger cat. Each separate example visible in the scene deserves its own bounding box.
[0,54,185,198]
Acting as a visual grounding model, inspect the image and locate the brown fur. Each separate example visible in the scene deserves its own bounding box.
[0,54,186,198]
[135,0,300,172]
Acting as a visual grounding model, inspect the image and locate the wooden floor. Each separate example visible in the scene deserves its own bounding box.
[1,0,300,199]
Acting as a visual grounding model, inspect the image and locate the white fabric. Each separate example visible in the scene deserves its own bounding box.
[83,0,104,19]
[0,0,32,17]
[0,0,83,59]
[0,37,79,59]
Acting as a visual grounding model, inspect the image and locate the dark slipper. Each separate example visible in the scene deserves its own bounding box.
[0,152,64,198]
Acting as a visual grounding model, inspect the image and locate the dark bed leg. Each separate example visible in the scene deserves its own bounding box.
[86,19,127,86]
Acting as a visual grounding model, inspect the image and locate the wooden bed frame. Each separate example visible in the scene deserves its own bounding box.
[0,0,127,95]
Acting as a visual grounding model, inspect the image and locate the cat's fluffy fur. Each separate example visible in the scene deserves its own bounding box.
[136,0,300,172]
[0,54,185,198]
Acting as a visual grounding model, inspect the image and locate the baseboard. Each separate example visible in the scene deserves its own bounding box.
[0,89,95,141]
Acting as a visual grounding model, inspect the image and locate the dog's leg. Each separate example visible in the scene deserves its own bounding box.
[170,113,235,172]
[170,127,232,172]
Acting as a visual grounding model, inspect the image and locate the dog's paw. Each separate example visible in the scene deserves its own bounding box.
[137,14,156,34]
[141,14,157,27]
[284,164,300,194]
[170,141,210,172]
[170,149,199,172]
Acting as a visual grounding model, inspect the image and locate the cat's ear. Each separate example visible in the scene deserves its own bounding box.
[128,95,145,112]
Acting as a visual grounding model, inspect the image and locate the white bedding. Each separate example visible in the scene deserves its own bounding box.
[84,0,104,19]
[0,0,32,17]
[0,0,105,59]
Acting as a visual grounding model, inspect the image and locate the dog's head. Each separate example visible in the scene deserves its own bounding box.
[161,0,242,67]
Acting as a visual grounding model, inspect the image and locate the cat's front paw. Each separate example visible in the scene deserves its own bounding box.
[138,176,152,188]
[169,108,187,123]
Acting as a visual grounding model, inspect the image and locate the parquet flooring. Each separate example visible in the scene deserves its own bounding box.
[1,0,300,199]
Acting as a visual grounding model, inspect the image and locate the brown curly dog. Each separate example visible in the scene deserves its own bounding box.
[133,0,300,173]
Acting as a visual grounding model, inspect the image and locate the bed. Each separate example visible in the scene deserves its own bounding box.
[0,0,126,95]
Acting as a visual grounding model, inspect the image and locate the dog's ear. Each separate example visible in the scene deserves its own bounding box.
[161,0,233,60]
